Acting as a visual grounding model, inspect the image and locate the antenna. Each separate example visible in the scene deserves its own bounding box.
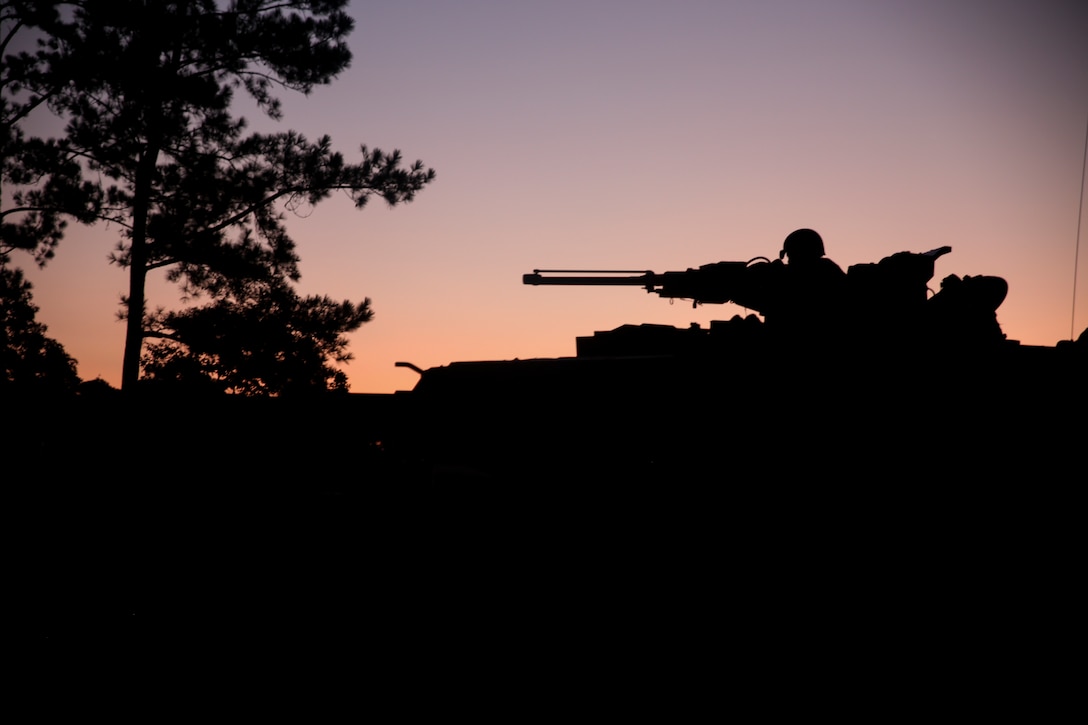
[1074,111,1087,341]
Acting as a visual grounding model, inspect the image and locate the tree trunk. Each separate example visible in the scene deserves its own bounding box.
[120,145,159,391]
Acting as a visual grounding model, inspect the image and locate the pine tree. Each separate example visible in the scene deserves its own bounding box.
[3,1,434,391]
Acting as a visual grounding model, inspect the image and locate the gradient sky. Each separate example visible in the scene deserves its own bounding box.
[17,0,1088,393]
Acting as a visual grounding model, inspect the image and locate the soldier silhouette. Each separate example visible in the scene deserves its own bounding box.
[761,228,847,342]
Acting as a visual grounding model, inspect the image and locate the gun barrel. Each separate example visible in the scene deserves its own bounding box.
[523,270,655,286]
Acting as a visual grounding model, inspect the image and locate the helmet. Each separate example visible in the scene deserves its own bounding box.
[780,229,825,261]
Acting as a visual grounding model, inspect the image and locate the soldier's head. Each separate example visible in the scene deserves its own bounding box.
[780,229,825,263]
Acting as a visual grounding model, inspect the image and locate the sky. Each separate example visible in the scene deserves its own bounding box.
[15,0,1088,393]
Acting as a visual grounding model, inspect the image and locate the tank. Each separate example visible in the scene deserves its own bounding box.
[388,246,1086,483]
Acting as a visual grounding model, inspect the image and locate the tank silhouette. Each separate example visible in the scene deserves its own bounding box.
[390,242,1086,482]
[522,244,1010,351]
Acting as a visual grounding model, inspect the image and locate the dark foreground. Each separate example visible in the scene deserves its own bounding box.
[10,342,1084,704]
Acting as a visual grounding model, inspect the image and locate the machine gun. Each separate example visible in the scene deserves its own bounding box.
[522,258,777,310]
[524,247,959,313]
